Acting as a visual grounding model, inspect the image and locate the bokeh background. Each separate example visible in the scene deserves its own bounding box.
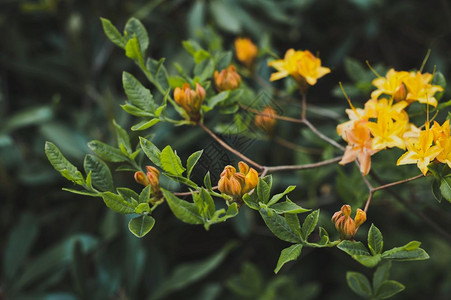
[1,0,451,299]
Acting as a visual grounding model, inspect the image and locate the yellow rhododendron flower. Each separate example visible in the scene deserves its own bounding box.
[397,124,442,175]
[235,38,258,68]
[268,49,330,86]
[432,120,451,167]
[372,68,443,107]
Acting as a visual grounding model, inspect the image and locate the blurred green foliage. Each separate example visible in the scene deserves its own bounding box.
[1,0,451,299]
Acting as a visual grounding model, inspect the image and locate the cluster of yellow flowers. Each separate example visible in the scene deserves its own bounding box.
[337,68,448,175]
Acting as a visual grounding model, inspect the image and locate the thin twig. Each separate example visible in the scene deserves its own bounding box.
[199,122,264,170]
[301,119,345,151]
[264,156,342,173]
[174,186,219,197]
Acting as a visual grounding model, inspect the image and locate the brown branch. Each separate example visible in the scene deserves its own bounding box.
[364,174,424,213]
[274,136,323,154]
[301,119,345,151]
[264,156,342,173]
[199,122,264,170]
[174,186,219,197]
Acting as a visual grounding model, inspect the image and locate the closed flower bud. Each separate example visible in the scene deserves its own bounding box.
[235,38,258,68]
[331,205,366,240]
[393,82,407,101]
[254,106,277,134]
[218,162,259,200]
[146,166,160,193]
[214,65,242,92]
[134,171,148,186]
[174,83,206,122]
[354,209,367,227]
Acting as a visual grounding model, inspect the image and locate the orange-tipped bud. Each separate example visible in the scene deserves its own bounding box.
[331,205,367,240]
[393,82,407,101]
[173,83,206,122]
[145,166,160,193]
[354,209,367,227]
[214,65,242,92]
[254,106,277,134]
[218,166,243,197]
[235,38,258,68]
[134,171,148,186]
[218,161,258,199]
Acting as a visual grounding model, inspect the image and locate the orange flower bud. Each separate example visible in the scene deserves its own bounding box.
[331,205,367,240]
[134,171,148,186]
[393,82,407,101]
[218,166,243,197]
[214,65,242,92]
[234,38,258,68]
[146,166,160,193]
[173,83,206,122]
[354,209,367,227]
[254,106,277,134]
[218,162,258,199]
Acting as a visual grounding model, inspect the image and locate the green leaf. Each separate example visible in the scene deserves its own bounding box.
[368,224,383,255]
[274,244,303,274]
[125,36,143,63]
[344,58,368,83]
[204,172,212,190]
[440,176,451,202]
[381,241,429,261]
[88,140,128,163]
[62,188,99,197]
[432,179,443,203]
[124,17,149,52]
[112,120,132,155]
[101,192,136,214]
[257,177,271,204]
[162,189,203,224]
[121,103,154,117]
[267,185,296,206]
[375,280,405,299]
[131,119,160,131]
[3,213,39,280]
[139,137,161,167]
[270,198,310,214]
[45,142,84,185]
[123,71,155,112]
[193,188,215,219]
[151,243,235,300]
[160,145,185,176]
[128,215,155,238]
[117,187,140,206]
[139,185,151,203]
[301,209,319,240]
[338,240,371,256]
[346,272,372,298]
[186,150,203,179]
[147,58,170,93]
[373,261,391,292]
[100,18,125,48]
[242,192,259,210]
[84,155,114,192]
[134,203,150,214]
[210,0,242,33]
[259,206,302,243]
[207,91,230,109]
[285,213,301,237]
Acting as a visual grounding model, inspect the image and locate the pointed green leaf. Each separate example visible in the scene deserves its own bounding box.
[301,209,319,240]
[84,155,114,192]
[139,137,161,167]
[88,140,128,162]
[112,120,131,155]
[128,215,155,238]
[100,18,125,48]
[285,213,301,237]
[139,185,151,203]
[440,176,451,202]
[381,241,429,261]
[117,188,140,206]
[373,261,391,292]
[267,186,296,206]
[124,17,149,52]
[242,192,259,210]
[270,198,310,214]
[187,150,203,179]
[134,203,151,214]
[123,71,155,112]
[45,142,84,185]
[131,119,160,131]
[259,206,302,243]
[125,36,143,63]
[162,189,203,224]
[274,244,303,274]
[101,192,136,214]
[346,272,372,297]
[160,145,185,176]
[257,177,271,204]
[62,188,99,197]
[368,224,383,255]
[375,280,405,299]
[207,91,230,109]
